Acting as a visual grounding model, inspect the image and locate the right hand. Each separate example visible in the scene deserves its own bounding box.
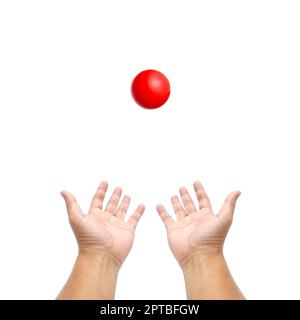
[156,181,240,266]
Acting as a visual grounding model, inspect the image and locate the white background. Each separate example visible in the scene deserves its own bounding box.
[0,0,300,299]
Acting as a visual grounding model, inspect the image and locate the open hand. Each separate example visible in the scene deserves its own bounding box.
[61,181,145,267]
[157,181,240,266]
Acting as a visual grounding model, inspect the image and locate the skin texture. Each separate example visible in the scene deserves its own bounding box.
[157,181,245,300]
[57,181,145,300]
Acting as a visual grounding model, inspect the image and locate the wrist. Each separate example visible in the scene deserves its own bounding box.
[180,250,226,274]
[77,248,121,274]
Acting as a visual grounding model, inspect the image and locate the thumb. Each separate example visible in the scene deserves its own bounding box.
[60,191,83,221]
[217,191,241,223]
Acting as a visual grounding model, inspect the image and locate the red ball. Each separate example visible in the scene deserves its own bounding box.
[131,69,171,109]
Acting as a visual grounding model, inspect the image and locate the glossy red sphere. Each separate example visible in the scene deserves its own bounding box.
[131,69,170,109]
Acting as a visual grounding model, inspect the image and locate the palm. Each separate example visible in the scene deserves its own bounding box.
[74,210,135,262]
[167,210,229,263]
[157,181,240,265]
[62,182,145,265]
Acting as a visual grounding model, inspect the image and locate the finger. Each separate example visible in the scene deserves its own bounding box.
[60,191,84,221]
[128,204,145,229]
[217,191,241,222]
[171,195,186,219]
[115,195,131,219]
[156,204,174,227]
[105,187,122,214]
[89,181,108,211]
[193,181,212,210]
[179,187,197,214]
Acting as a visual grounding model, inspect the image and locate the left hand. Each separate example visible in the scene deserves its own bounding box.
[61,181,145,268]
